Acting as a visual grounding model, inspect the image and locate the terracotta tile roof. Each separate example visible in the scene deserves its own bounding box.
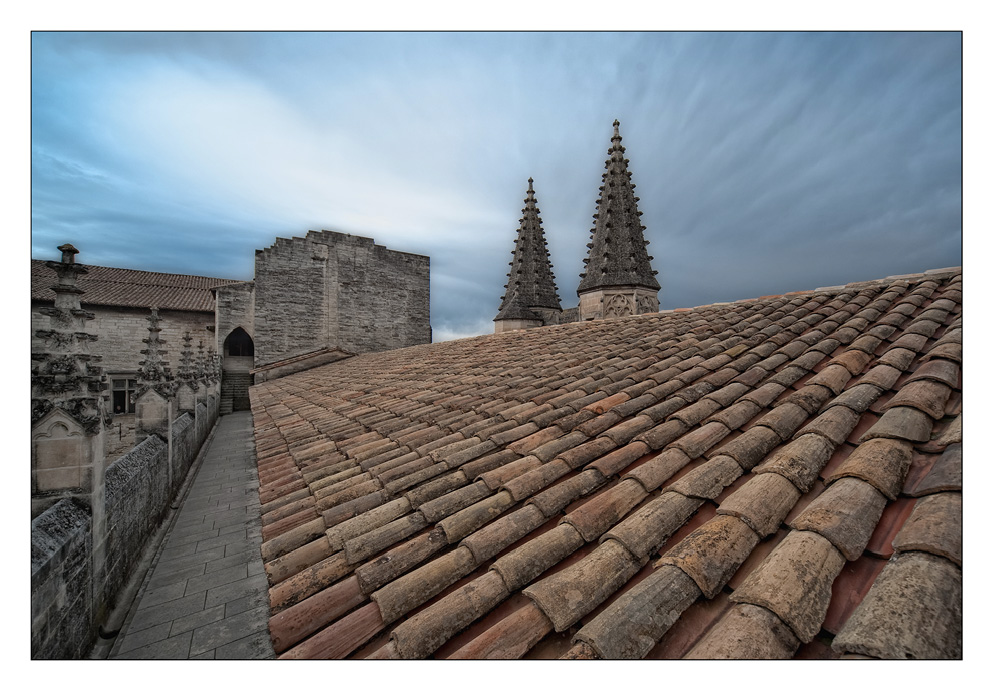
[251,268,962,659]
[31,259,242,312]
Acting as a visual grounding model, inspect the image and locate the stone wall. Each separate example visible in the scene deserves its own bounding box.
[31,305,216,376]
[31,396,219,658]
[102,434,171,610]
[215,280,255,344]
[253,230,430,366]
[31,499,93,659]
[336,237,432,354]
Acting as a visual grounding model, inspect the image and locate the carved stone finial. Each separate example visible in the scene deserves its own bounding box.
[32,244,105,433]
[136,307,175,397]
[58,243,79,264]
[177,331,199,391]
[195,340,208,383]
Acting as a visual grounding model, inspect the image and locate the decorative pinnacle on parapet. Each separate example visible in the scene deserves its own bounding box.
[177,331,199,390]
[137,307,175,397]
[31,244,106,432]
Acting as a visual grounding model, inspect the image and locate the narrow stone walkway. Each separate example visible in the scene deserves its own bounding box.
[109,411,274,660]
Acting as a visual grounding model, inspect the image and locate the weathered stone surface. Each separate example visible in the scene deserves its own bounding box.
[491,523,584,592]
[906,359,959,388]
[754,403,809,441]
[795,405,860,446]
[262,517,327,562]
[824,384,882,415]
[705,399,762,430]
[269,575,365,653]
[857,364,902,390]
[806,364,853,395]
[524,539,644,632]
[371,545,477,625]
[603,491,704,560]
[344,512,429,564]
[556,436,617,469]
[404,471,468,509]
[460,504,547,564]
[355,527,447,594]
[528,468,605,517]
[477,456,542,489]
[730,530,845,642]
[391,570,510,659]
[891,492,961,565]
[446,601,552,659]
[668,397,721,426]
[883,380,952,420]
[268,552,350,613]
[827,437,913,500]
[781,385,833,415]
[717,472,800,538]
[657,515,759,598]
[684,603,800,659]
[858,406,933,443]
[909,443,961,495]
[669,421,731,459]
[829,349,873,376]
[502,460,571,502]
[253,231,430,365]
[574,564,701,659]
[413,479,490,524]
[588,441,650,477]
[790,478,886,560]
[438,490,515,544]
[712,425,782,470]
[636,419,689,450]
[563,478,648,542]
[31,498,93,660]
[278,601,383,660]
[326,498,411,552]
[921,414,961,452]
[666,455,742,501]
[832,552,961,659]
[624,448,692,492]
[753,433,835,493]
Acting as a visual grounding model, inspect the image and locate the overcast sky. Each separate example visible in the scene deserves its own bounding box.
[30,31,962,341]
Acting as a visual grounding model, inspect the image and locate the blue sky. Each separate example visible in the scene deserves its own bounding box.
[30,31,962,340]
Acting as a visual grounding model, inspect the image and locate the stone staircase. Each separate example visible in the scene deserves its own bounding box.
[220,372,252,414]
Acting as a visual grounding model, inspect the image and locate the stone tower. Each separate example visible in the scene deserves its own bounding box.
[577,120,660,320]
[494,178,563,332]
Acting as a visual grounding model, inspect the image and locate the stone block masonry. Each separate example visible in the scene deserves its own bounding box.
[31,500,93,659]
[31,305,215,377]
[253,230,430,366]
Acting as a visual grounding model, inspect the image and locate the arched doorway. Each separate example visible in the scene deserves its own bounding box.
[221,327,254,413]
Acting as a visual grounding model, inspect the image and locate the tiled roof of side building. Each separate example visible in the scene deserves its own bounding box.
[31,259,244,312]
[252,267,962,660]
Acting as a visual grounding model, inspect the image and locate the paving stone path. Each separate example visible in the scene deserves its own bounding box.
[109,410,274,660]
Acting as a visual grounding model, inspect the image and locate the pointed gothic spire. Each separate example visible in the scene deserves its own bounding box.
[577,120,660,294]
[495,177,562,322]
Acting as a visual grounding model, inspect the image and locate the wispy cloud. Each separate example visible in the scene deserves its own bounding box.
[31,32,961,341]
